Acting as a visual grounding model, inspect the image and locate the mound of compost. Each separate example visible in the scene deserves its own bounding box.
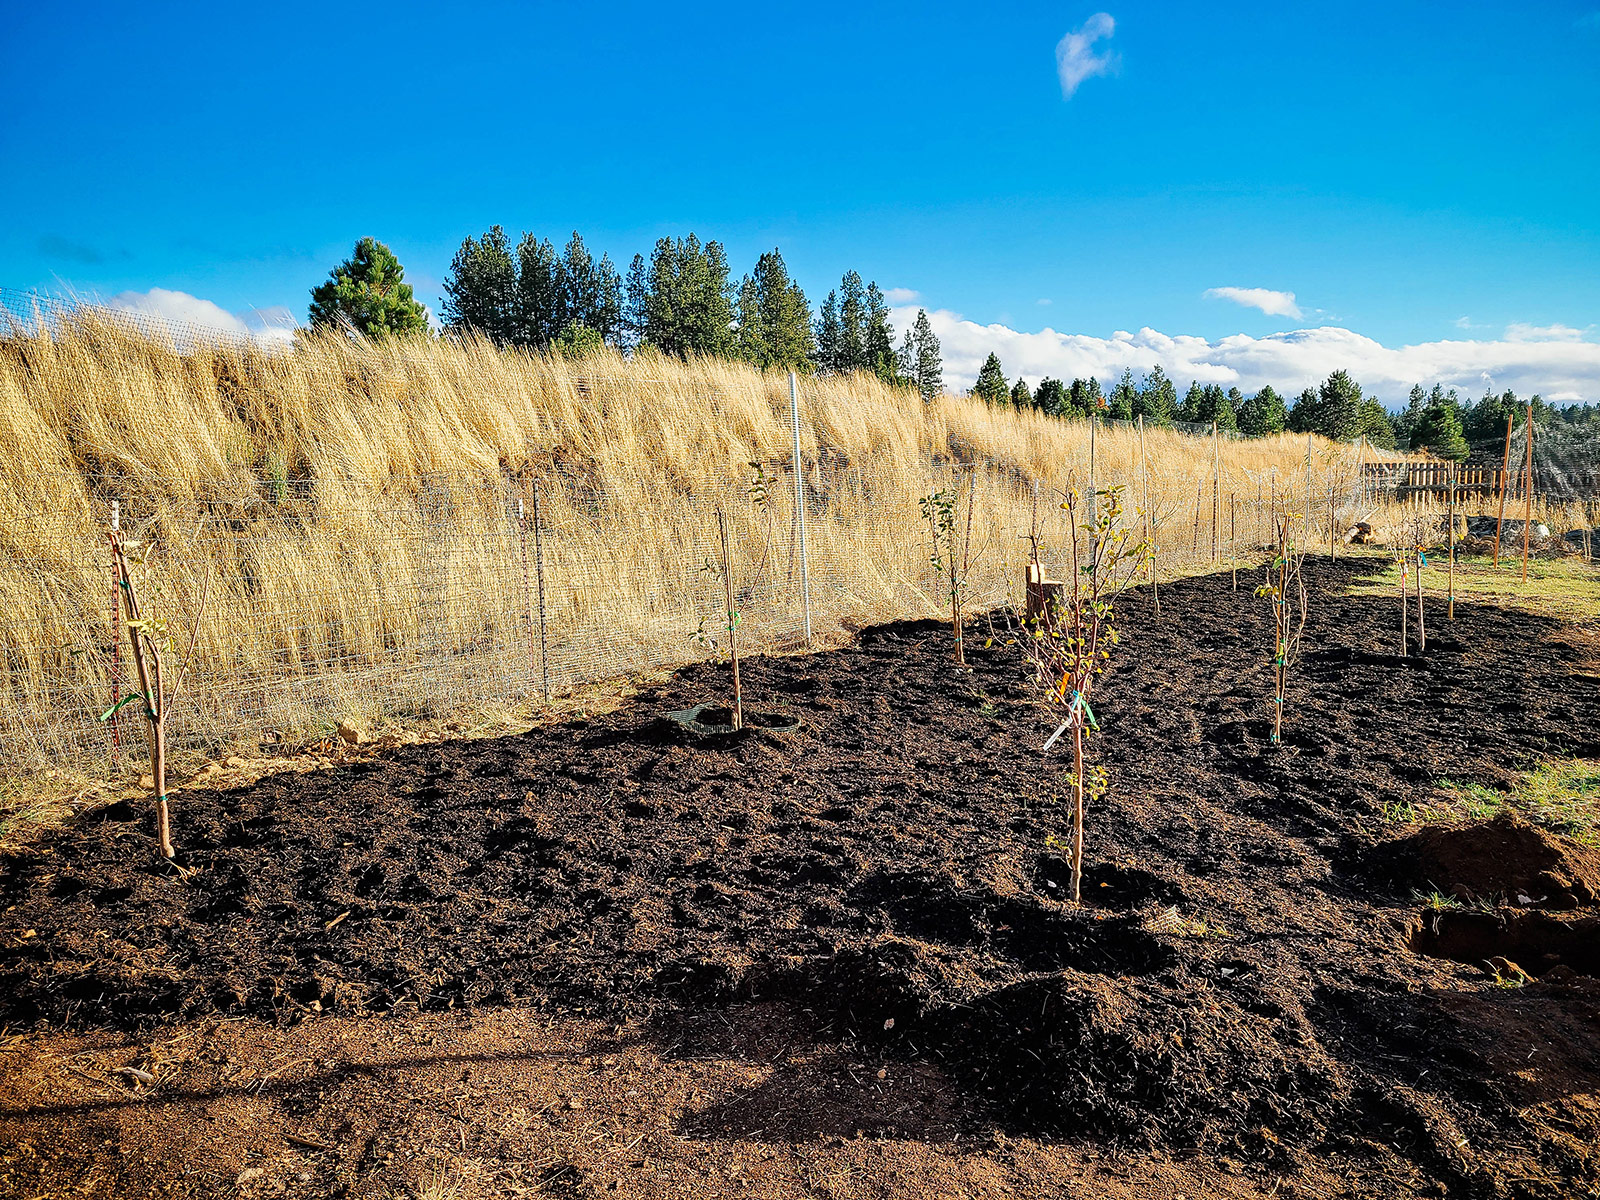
[1375,810,1600,908]
[6,558,1600,1194]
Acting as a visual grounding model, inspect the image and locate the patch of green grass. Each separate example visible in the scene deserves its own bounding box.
[1387,758,1600,846]
[1347,553,1600,621]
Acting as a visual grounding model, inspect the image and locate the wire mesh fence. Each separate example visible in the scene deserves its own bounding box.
[5,286,1591,782]
[2,400,1405,777]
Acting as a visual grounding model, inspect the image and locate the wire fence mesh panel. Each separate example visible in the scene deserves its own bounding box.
[5,294,1544,782]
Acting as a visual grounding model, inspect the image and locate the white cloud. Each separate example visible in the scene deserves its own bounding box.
[1454,316,1479,330]
[1504,322,1593,343]
[883,287,921,304]
[1036,298,1053,306]
[109,287,297,348]
[890,305,1600,405]
[1056,13,1119,99]
[1203,286,1303,320]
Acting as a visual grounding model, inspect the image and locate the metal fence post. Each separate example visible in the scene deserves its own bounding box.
[531,479,551,703]
[788,372,813,646]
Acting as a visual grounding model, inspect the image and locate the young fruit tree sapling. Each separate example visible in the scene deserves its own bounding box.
[1020,485,1151,903]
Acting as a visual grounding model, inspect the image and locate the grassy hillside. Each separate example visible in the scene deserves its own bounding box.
[0,315,1395,778]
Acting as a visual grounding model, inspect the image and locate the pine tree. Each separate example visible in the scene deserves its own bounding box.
[1034,378,1067,417]
[815,292,842,373]
[1357,398,1397,450]
[1239,385,1287,436]
[1177,381,1205,424]
[1135,365,1176,426]
[910,309,942,402]
[441,227,517,341]
[1287,387,1320,434]
[1010,377,1033,408]
[863,283,900,385]
[837,271,867,374]
[514,233,565,348]
[1195,383,1237,431]
[1318,370,1363,441]
[560,232,622,344]
[972,353,1009,403]
[622,254,650,351]
[735,249,815,372]
[1106,370,1137,420]
[1412,401,1469,460]
[641,234,735,358]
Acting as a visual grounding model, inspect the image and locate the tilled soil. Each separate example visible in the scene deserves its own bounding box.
[6,557,1600,1198]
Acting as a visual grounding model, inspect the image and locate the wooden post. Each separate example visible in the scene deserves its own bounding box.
[1415,546,1426,652]
[1138,415,1158,616]
[1521,401,1535,582]
[1328,483,1336,561]
[531,481,550,703]
[1192,479,1202,556]
[1230,493,1238,591]
[1211,421,1220,562]
[715,508,743,730]
[1494,412,1513,567]
[1399,552,1408,657]
[109,499,123,767]
[1448,463,1457,620]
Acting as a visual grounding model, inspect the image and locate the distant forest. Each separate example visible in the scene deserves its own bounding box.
[307,232,1592,461]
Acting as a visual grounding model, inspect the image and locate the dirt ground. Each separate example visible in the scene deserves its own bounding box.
[5,557,1600,1199]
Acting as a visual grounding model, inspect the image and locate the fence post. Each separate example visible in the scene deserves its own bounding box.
[788,372,813,646]
[109,498,122,765]
[531,479,551,703]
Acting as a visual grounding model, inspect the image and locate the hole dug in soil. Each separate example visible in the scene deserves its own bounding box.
[1410,908,1600,981]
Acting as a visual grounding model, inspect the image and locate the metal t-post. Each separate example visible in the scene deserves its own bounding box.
[789,372,813,645]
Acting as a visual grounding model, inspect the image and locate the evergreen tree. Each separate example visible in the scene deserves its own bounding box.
[559,232,622,344]
[1463,387,1515,443]
[1195,383,1237,431]
[1135,365,1176,426]
[909,309,942,402]
[837,271,867,374]
[1411,400,1469,460]
[1066,378,1092,418]
[972,353,1009,404]
[1107,369,1137,420]
[1177,381,1205,424]
[1393,384,1428,446]
[1238,385,1287,436]
[622,253,650,350]
[863,283,900,385]
[1033,378,1067,417]
[735,249,815,372]
[513,233,565,348]
[442,228,517,341]
[1010,377,1033,408]
[1357,398,1397,450]
[1318,369,1363,441]
[816,292,842,373]
[1287,387,1320,434]
[897,329,915,383]
[640,234,735,358]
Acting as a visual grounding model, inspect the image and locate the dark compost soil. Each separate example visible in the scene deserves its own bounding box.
[7,557,1600,1197]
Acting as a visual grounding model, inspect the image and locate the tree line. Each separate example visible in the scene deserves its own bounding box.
[304,233,947,399]
[969,350,1594,458]
[304,237,1587,446]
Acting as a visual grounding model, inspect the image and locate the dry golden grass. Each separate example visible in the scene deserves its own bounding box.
[0,314,1405,792]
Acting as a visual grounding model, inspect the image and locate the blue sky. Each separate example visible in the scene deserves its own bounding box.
[3,1,1598,399]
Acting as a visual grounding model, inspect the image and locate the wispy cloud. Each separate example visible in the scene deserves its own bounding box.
[1504,322,1594,343]
[1056,13,1119,99]
[883,287,921,304]
[1576,11,1600,30]
[1203,286,1303,320]
[1036,298,1053,307]
[887,304,1600,404]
